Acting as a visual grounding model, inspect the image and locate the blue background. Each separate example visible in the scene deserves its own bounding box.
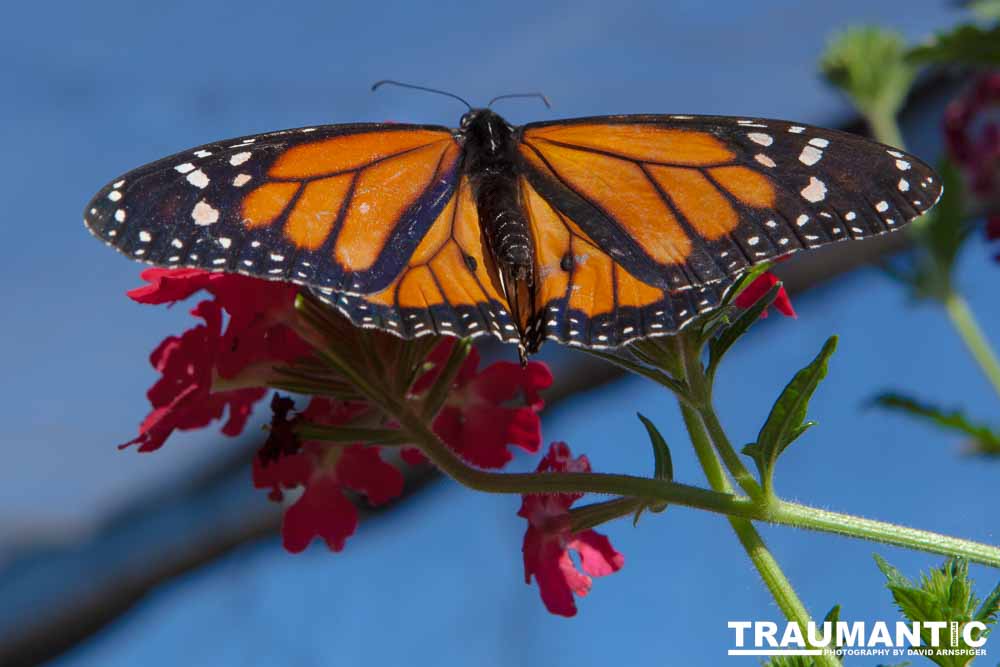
[1,1,997,665]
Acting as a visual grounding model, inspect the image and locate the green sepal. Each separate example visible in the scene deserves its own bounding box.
[744,337,837,495]
[584,348,691,399]
[908,23,1000,66]
[420,338,472,420]
[872,392,1000,455]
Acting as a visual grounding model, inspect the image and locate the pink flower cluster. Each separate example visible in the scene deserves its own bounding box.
[945,73,1000,249]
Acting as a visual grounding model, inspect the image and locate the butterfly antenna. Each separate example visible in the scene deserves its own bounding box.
[371,80,472,111]
[487,92,552,109]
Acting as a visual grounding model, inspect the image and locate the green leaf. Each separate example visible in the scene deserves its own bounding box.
[875,556,1000,667]
[820,26,916,123]
[743,337,837,494]
[708,282,782,380]
[637,413,674,482]
[633,413,672,524]
[872,392,1000,455]
[908,23,1000,66]
[974,580,1000,624]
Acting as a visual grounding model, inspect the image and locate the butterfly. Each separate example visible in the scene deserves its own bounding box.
[84,95,941,360]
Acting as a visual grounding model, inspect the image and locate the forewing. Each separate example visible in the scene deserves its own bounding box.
[84,123,461,297]
[518,114,942,292]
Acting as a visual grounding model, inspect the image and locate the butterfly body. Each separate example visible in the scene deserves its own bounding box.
[461,109,538,353]
[85,111,942,357]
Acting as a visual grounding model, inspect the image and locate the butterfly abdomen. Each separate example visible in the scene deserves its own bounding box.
[462,109,537,344]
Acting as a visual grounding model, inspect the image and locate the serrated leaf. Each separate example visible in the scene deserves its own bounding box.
[908,23,1000,66]
[746,337,837,494]
[875,556,999,667]
[974,580,1000,624]
[708,282,782,379]
[872,392,1000,455]
[820,26,915,121]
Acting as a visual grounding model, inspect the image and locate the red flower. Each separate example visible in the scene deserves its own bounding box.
[410,339,553,469]
[734,271,796,319]
[518,442,624,617]
[253,397,404,552]
[122,268,312,452]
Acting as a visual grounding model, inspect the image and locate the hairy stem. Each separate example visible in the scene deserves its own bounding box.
[679,333,763,498]
[681,401,839,665]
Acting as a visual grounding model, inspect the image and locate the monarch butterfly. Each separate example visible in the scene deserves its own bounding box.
[84,84,941,359]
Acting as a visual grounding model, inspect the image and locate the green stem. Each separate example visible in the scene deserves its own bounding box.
[386,402,1000,567]
[681,405,839,666]
[867,108,905,151]
[944,291,1000,398]
[775,501,1000,566]
[679,333,763,499]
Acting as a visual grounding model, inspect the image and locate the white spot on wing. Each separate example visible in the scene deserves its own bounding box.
[194,149,213,158]
[218,237,232,249]
[800,176,827,202]
[114,209,126,222]
[808,137,829,148]
[230,151,252,166]
[895,159,911,171]
[875,200,889,212]
[186,169,210,189]
[799,145,823,166]
[175,163,196,174]
[788,126,805,134]
[754,153,776,168]
[748,132,773,146]
[192,200,220,225]
[138,230,151,242]
[233,173,251,187]
[107,190,122,202]
[898,178,910,192]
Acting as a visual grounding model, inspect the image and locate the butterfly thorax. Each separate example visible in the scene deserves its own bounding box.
[461,109,538,356]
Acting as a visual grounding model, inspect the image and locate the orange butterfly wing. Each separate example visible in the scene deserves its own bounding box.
[521,177,724,348]
[315,176,520,341]
[85,124,515,340]
[517,115,941,347]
